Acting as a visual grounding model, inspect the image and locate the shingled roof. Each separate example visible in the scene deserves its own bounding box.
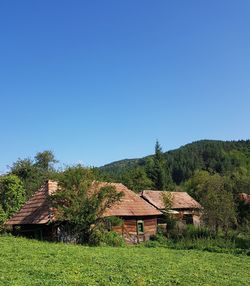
[5,180,58,225]
[141,190,202,210]
[6,180,161,226]
[98,182,162,217]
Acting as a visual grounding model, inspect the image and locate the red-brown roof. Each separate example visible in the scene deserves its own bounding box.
[6,181,161,226]
[239,193,250,204]
[97,182,162,217]
[5,180,58,225]
[141,190,202,210]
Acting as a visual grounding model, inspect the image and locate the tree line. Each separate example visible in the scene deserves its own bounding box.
[100,140,250,234]
[1,139,250,237]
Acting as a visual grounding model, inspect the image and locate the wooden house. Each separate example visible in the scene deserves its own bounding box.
[5,180,162,243]
[141,190,202,226]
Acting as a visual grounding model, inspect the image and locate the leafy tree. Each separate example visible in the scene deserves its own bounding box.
[120,167,153,192]
[185,171,237,235]
[227,167,250,196]
[0,206,7,232]
[184,170,211,201]
[10,158,41,197]
[162,192,173,211]
[10,150,58,197]
[0,175,26,218]
[51,165,123,244]
[34,150,58,171]
[161,192,177,235]
[237,197,250,228]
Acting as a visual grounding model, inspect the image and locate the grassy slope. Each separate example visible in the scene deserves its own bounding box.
[0,237,249,286]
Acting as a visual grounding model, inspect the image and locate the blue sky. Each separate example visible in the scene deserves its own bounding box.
[0,0,250,172]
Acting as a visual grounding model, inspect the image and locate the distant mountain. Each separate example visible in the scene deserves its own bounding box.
[100,139,250,184]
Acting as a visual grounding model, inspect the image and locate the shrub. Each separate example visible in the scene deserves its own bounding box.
[89,230,125,247]
[101,231,125,247]
[235,235,250,249]
[0,206,7,233]
[103,216,123,230]
[183,225,215,239]
[146,230,250,255]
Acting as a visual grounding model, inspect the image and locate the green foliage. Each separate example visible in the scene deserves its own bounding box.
[34,150,58,171]
[146,140,172,190]
[104,216,123,229]
[162,237,249,255]
[184,170,211,200]
[185,171,237,234]
[51,165,123,244]
[0,206,7,233]
[99,137,250,231]
[0,175,25,232]
[98,140,250,234]
[181,225,214,239]
[10,158,41,197]
[120,167,153,192]
[10,150,57,197]
[161,192,177,234]
[0,175,25,218]
[88,217,125,246]
[0,236,249,285]
[89,230,125,247]
[4,140,250,239]
[101,139,250,185]
[237,199,250,227]
[145,227,250,255]
[162,192,173,211]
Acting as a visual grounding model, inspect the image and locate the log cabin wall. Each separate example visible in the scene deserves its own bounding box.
[112,216,158,243]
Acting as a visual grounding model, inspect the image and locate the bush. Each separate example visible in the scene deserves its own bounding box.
[183,225,215,239]
[0,206,7,233]
[89,230,125,247]
[144,230,250,255]
[103,216,123,230]
[235,235,250,249]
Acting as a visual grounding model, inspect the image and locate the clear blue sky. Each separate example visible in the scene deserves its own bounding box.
[0,0,250,172]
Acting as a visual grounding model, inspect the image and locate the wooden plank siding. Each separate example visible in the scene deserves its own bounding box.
[112,216,158,243]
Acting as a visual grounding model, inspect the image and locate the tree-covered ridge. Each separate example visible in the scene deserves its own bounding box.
[99,140,250,233]
[100,139,250,186]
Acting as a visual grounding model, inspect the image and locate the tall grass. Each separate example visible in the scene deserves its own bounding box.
[144,226,250,255]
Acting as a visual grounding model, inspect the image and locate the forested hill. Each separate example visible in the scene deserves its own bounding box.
[100,140,250,185]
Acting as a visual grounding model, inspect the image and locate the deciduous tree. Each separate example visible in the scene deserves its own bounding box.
[10,150,58,197]
[185,171,237,235]
[0,175,26,218]
[51,165,123,243]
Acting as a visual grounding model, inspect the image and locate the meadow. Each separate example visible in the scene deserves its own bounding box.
[0,236,249,286]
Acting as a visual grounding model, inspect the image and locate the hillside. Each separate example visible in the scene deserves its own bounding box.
[0,236,249,286]
[100,139,250,184]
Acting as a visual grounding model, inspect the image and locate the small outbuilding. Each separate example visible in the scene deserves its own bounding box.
[141,190,202,226]
[6,180,162,243]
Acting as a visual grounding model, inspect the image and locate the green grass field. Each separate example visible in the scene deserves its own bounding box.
[0,236,249,286]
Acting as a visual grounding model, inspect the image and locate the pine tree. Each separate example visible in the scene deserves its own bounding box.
[148,140,172,190]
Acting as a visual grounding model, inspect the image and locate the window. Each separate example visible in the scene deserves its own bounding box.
[183,214,193,225]
[137,220,144,233]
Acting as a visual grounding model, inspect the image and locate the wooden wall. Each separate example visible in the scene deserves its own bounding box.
[112,216,158,243]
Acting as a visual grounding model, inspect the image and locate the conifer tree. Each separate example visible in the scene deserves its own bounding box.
[148,140,172,190]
